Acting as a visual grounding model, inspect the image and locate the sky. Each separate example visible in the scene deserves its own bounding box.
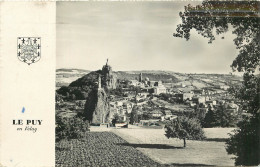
[57,1,239,74]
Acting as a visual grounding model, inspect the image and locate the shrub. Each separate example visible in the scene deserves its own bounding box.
[56,115,90,142]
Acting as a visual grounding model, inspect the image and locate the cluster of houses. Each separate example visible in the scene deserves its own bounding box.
[107,74,239,126]
[129,73,167,95]
[109,100,134,121]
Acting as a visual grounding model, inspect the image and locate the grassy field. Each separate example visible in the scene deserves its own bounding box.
[112,126,235,166]
[204,128,235,139]
[56,127,235,166]
[56,132,160,167]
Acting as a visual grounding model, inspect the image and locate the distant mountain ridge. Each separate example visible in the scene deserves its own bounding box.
[56,68,90,73]
[56,68,243,89]
[57,68,180,83]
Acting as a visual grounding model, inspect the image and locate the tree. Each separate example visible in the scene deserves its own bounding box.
[226,73,260,165]
[130,110,139,124]
[226,113,260,166]
[203,105,216,128]
[160,93,172,101]
[183,105,207,125]
[214,103,238,127]
[142,112,153,120]
[57,86,70,97]
[165,116,205,147]
[112,113,124,126]
[112,113,119,126]
[130,105,139,124]
[174,1,259,165]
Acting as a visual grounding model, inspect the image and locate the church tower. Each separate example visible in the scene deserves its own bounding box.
[139,73,143,82]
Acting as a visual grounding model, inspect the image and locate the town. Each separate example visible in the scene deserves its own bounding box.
[56,60,243,128]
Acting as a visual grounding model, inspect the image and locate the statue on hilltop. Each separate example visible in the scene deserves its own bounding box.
[101,59,117,89]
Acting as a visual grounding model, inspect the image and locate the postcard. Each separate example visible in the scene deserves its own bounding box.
[1,1,259,167]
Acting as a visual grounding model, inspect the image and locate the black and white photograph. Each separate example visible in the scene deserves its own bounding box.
[55,1,260,167]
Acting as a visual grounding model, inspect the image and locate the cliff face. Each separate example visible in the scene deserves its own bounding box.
[84,88,113,124]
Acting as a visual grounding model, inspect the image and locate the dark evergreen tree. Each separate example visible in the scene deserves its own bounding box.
[203,105,216,128]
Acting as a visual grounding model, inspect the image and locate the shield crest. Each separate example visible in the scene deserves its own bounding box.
[17,37,41,65]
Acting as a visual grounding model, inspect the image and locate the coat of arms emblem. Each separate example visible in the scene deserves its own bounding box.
[17,37,41,65]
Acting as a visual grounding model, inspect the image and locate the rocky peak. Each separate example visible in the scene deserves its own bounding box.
[84,87,113,124]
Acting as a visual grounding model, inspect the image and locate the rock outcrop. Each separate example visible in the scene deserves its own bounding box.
[84,88,113,124]
[83,60,117,124]
[57,60,117,123]
[102,59,117,89]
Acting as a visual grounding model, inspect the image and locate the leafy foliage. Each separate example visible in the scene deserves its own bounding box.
[203,104,238,128]
[111,113,124,126]
[56,86,71,97]
[160,93,173,101]
[129,107,139,124]
[229,73,260,115]
[226,113,260,166]
[182,105,207,125]
[56,115,89,142]
[174,1,260,73]
[165,116,205,147]
[202,105,216,128]
[214,104,238,127]
[140,112,153,120]
[174,1,259,165]
[226,73,260,165]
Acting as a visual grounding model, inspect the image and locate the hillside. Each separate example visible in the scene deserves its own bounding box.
[56,68,90,89]
[56,68,243,100]
[56,71,101,100]
[114,71,179,83]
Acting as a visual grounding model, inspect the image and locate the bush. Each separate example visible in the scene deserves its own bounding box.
[56,115,90,142]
